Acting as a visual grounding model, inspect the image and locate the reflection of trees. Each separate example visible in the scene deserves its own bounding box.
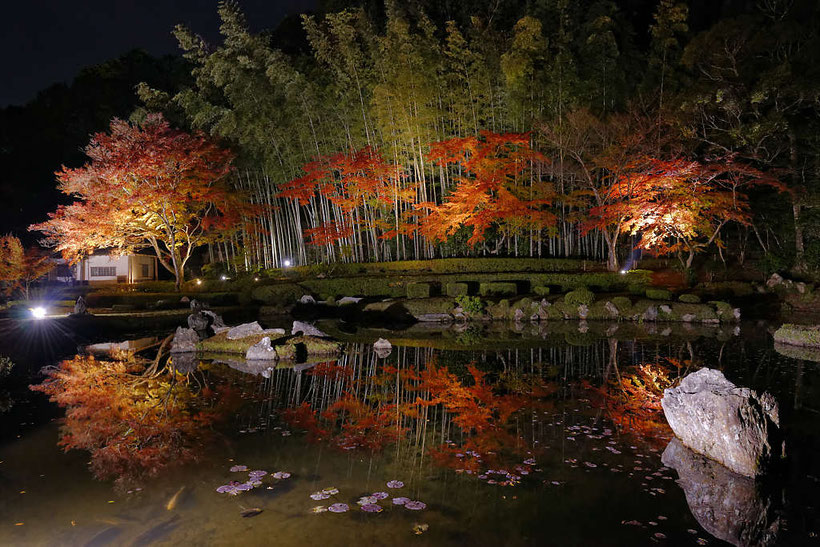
[30,351,236,487]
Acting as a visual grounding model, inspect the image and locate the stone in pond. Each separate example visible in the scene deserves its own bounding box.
[202,310,225,329]
[246,337,277,360]
[661,368,780,477]
[73,296,88,315]
[662,438,781,546]
[170,327,199,353]
[337,296,363,305]
[187,312,210,332]
[291,321,328,337]
[373,338,392,358]
[227,321,264,340]
[299,295,316,305]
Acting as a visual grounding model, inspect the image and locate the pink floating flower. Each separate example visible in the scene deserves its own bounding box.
[272,471,291,479]
[248,470,267,479]
[357,496,378,505]
[392,497,410,505]
[328,503,349,513]
[310,491,331,501]
[229,465,248,472]
[386,480,404,489]
[371,492,389,500]
[404,500,426,511]
[360,503,383,513]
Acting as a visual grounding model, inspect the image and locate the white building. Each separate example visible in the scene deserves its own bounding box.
[50,254,158,285]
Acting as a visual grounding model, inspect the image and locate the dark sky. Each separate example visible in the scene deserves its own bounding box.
[1,0,314,107]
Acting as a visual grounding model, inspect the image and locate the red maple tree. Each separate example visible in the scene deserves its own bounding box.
[419,131,556,248]
[0,235,53,299]
[29,114,241,290]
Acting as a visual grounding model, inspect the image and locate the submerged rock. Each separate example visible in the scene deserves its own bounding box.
[661,368,780,477]
[373,338,392,358]
[227,322,264,340]
[662,438,780,546]
[170,327,199,353]
[291,321,329,337]
[246,337,278,360]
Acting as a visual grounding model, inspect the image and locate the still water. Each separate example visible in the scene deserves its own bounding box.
[0,319,818,546]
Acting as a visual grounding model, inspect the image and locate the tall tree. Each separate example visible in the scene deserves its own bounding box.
[30,115,239,290]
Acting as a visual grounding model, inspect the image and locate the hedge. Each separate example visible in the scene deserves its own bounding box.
[407,282,432,299]
[678,294,701,304]
[564,288,595,306]
[446,282,469,297]
[480,282,518,297]
[646,289,672,300]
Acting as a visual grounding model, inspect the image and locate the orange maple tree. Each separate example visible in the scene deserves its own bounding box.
[419,131,556,248]
[29,114,241,290]
[583,156,784,269]
[0,235,53,299]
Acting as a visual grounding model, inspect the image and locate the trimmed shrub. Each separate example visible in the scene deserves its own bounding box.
[479,282,517,297]
[628,284,646,296]
[446,282,469,297]
[251,283,303,305]
[646,289,672,300]
[533,285,550,296]
[678,293,701,304]
[564,288,595,306]
[407,282,432,299]
[610,296,632,312]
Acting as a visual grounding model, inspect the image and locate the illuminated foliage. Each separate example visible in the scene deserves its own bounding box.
[0,235,53,299]
[420,132,557,247]
[584,156,785,268]
[30,353,234,487]
[29,114,241,290]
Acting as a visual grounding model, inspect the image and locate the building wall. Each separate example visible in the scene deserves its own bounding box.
[80,255,129,284]
[128,255,157,283]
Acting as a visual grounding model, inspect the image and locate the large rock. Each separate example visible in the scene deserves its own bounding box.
[291,321,328,337]
[187,312,210,332]
[661,368,780,477]
[299,294,316,305]
[202,310,225,329]
[170,327,199,353]
[227,321,264,340]
[73,296,88,316]
[246,337,278,360]
[662,438,780,546]
[337,296,363,305]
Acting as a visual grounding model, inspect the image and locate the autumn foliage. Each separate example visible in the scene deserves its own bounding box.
[0,235,53,298]
[30,353,234,487]
[30,114,241,290]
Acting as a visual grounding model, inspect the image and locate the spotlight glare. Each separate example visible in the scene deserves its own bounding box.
[196,279,202,285]
[283,259,292,267]
[31,307,47,320]
[619,270,627,275]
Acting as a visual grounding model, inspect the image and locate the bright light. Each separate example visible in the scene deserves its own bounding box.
[619,270,627,275]
[283,259,292,267]
[220,275,228,281]
[254,277,259,282]
[31,307,47,320]
[196,279,202,285]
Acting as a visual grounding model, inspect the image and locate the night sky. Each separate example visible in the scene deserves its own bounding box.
[2,0,313,107]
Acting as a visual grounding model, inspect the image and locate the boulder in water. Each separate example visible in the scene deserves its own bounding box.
[187,312,210,332]
[291,321,328,337]
[246,337,278,360]
[661,368,780,477]
[73,296,88,316]
[170,327,199,353]
[299,295,316,305]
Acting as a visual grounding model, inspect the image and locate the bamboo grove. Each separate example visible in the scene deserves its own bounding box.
[135,0,820,272]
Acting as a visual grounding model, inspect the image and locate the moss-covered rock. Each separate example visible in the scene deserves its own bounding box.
[197,331,340,360]
[445,282,469,297]
[709,301,739,322]
[479,282,517,297]
[486,299,511,320]
[646,288,672,300]
[610,296,632,313]
[564,287,595,306]
[678,293,701,304]
[773,324,820,348]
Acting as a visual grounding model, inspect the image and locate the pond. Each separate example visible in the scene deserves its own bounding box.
[0,318,818,546]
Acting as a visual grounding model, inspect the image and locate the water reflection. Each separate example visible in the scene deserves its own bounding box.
[662,438,781,546]
[8,322,819,545]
